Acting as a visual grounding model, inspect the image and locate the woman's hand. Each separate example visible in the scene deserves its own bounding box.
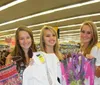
[29,58,34,65]
[86,54,94,59]
[5,54,13,65]
[95,66,100,77]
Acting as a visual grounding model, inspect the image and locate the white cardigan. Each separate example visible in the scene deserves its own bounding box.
[90,45,100,85]
[22,52,61,85]
[91,45,100,66]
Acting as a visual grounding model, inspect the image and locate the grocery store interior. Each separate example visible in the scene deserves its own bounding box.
[0,0,100,65]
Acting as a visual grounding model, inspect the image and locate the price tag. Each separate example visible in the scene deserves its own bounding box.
[36,54,45,63]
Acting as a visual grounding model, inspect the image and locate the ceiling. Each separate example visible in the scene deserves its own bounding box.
[0,0,100,43]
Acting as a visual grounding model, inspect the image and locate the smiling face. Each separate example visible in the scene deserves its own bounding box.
[18,31,32,51]
[43,29,56,48]
[80,25,93,46]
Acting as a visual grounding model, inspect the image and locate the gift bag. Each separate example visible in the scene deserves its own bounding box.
[0,62,22,85]
[84,57,96,85]
[61,53,96,85]
[60,62,67,85]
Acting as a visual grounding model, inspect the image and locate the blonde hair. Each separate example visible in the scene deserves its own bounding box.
[40,25,63,60]
[80,21,98,56]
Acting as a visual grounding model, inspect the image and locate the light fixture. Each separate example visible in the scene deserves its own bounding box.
[0,34,15,38]
[60,33,80,36]
[0,0,100,26]
[0,28,17,33]
[60,29,80,33]
[0,0,26,11]
[0,26,100,38]
[1,13,100,34]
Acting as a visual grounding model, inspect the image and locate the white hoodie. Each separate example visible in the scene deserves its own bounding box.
[22,52,61,85]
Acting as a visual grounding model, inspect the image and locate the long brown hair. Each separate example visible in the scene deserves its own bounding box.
[80,21,98,56]
[11,26,37,64]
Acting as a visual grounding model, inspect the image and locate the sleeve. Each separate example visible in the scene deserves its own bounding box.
[22,66,33,85]
[57,61,63,85]
[91,46,100,66]
[44,53,61,85]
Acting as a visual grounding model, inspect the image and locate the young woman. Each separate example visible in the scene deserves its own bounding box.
[80,21,100,85]
[6,26,37,79]
[40,25,63,60]
[40,25,64,85]
[22,25,62,85]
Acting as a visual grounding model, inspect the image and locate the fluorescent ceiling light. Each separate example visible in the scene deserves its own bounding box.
[29,13,100,28]
[32,30,40,33]
[60,28,100,33]
[33,34,40,37]
[59,22,100,29]
[34,37,40,39]
[60,31,100,37]
[1,30,99,38]
[12,13,100,29]
[59,24,81,29]
[60,29,80,33]
[60,31,100,36]
[0,33,40,38]
[60,35,80,38]
[0,28,40,33]
[0,0,100,26]
[0,25,100,38]
[24,13,100,29]
[0,0,26,11]
[60,33,80,36]
[0,34,15,38]
[1,13,100,34]
[0,28,17,33]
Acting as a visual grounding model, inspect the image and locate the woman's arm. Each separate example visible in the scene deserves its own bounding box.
[5,54,12,65]
[95,66,100,77]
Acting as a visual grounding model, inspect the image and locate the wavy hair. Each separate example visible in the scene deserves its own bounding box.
[80,21,98,56]
[11,26,37,64]
[40,25,63,60]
